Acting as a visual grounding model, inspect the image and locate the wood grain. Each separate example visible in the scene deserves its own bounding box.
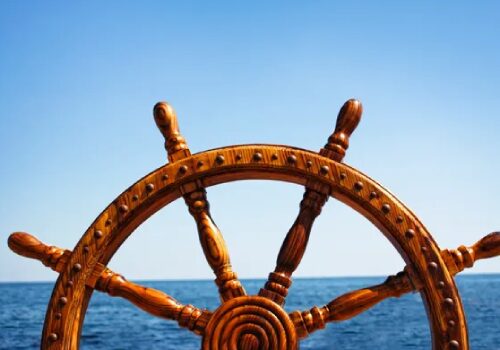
[154,102,245,301]
[260,99,363,305]
[27,143,471,350]
[8,232,210,335]
[290,232,500,338]
[7,99,495,350]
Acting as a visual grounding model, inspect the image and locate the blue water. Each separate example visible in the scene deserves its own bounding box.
[1,275,498,349]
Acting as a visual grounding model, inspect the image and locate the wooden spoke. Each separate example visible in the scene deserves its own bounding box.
[183,188,246,301]
[289,232,500,339]
[259,99,363,305]
[154,102,246,301]
[8,232,211,335]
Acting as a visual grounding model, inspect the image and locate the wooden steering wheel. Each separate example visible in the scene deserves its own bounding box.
[8,99,500,350]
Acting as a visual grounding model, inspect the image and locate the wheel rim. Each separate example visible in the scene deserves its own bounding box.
[41,144,467,349]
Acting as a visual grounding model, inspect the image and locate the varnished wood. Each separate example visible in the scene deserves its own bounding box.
[6,100,498,350]
[290,232,500,338]
[8,232,71,273]
[260,99,363,305]
[153,102,190,162]
[320,99,363,161]
[441,232,500,276]
[16,143,472,350]
[154,102,245,301]
[183,188,246,301]
[8,232,210,335]
[202,296,297,350]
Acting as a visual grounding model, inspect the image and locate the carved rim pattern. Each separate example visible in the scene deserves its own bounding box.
[41,144,467,350]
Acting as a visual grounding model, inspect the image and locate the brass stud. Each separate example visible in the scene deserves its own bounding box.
[179,165,188,174]
[369,191,377,199]
[48,333,58,342]
[197,160,204,167]
[235,154,242,161]
[271,153,278,161]
[73,263,82,272]
[444,298,454,307]
[59,297,68,305]
[119,204,129,213]
[287,155,297,164]
[132,194,139,201]
[193,200,205,211]
[215,155,225,164]
[94,230,103,239]
[354,181,364,191]
[83,246,89,253]
[146,183,155,192]
[67,280,74,288]
[162,174,169,181]
[396,215,404,224]
[421,246,428,252]
[105,219,112,226]
[405,229,415,239]
[438,281,445,288]
[320,165,329,175]
[253,152,263,161]
[340,172,347,179]
[448,320,456,328]
[381,203,391,214]
[55,313,62,320]
[306,160,313,168]
[449,340,459,349]
[428,262,438,270]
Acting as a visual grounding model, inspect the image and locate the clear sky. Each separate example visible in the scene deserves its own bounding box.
[1,1,499,282]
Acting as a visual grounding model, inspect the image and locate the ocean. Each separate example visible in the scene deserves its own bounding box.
[1,275,498,349]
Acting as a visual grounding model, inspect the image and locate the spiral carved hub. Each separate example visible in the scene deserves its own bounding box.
[202,296,297,350]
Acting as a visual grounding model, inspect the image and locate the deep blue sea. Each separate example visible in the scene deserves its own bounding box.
[1,275,498,349]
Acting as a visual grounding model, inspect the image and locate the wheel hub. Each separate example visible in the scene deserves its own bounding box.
[202,296,298,350]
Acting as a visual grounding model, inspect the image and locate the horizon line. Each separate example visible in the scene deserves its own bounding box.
[1,271,498,285]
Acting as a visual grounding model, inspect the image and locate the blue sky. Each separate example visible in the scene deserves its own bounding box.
[1,1,499,282]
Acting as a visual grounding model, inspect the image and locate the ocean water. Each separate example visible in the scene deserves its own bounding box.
[0,275,498,349]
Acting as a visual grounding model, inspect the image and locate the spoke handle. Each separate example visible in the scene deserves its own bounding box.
[442,231,500,275]
[8,232,70,272]
[7,232,210,335]
[320,99,363,161]
[153,102,190,161]
[471,231,500,260]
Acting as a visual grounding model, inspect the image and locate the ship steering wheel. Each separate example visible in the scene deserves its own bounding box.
[8,99,500,350]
